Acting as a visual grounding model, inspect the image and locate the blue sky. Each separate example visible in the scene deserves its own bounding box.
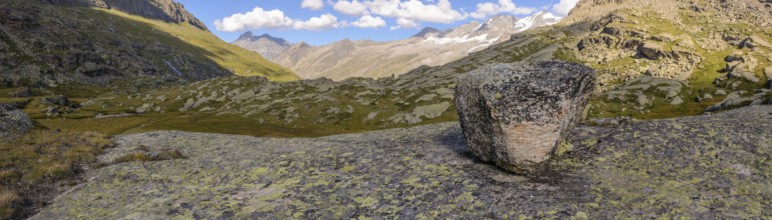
[177,0,578,45]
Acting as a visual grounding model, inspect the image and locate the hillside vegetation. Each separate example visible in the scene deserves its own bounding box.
[5,0,770,138]
[0,0,297,93]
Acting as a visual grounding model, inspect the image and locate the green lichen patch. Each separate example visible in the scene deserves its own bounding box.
[33,106,771,219]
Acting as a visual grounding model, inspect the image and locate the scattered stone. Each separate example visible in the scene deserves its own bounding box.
[454,61,596,174]
[42,95,74,107]
[707,90,772,112]
[45,107,61,116]
[135,103,154,114]
[715,89,727,96]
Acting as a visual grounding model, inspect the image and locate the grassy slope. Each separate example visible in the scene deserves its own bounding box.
[575,9,771,119]
[95,8,298,81]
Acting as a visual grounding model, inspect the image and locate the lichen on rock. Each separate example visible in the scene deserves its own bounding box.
[454,61,596,174]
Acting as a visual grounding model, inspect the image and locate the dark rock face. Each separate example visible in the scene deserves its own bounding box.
[41,0,208,30]
[454,61,596,174]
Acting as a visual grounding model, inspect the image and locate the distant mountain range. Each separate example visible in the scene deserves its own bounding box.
[232,32,294,60]
[233,11,562,80]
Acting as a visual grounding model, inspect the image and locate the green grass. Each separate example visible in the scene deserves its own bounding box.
[113,148,186,164]
[95,8,299,81]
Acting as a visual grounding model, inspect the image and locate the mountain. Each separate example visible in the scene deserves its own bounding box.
[40,0,208,30]
[231,32,293,61]
[74,0,772,137]
[272,12,563,80]
[0,0,297,94]
[412,27,441,38]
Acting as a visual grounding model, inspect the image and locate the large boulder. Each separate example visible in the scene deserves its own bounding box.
[0,105,34,136]
[454,61,596,174]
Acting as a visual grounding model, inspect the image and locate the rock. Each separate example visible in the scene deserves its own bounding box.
[670,96,684,105]
[42,95,79,108]
[638,42,665,60]
[454,61,596,174]
[45,106,61,116]
[715,89,727,96]
[707,90,772,112]
[0,108,34,136]
[697,94,714,102]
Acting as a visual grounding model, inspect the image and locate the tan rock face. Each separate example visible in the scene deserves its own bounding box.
[454,61,596,174]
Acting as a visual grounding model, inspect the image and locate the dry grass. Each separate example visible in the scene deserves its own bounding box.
[0,130,114,219]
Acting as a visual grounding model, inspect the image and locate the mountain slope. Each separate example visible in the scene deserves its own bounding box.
[232,32,294,61]
[0,0,297,93]
[38,0,772,137]
[41,0,209,30]
[272,12,562,80]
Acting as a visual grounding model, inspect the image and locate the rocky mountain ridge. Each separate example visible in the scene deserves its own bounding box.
[0,0,296,92]
[264,11,562,80]
[232,32,294,61]
[41,0,208,30]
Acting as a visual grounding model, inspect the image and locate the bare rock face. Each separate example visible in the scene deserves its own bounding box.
[454,61,596,174]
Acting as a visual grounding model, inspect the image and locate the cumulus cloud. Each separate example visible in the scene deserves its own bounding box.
[351,15,386,28]
[390,17,418,30]
[366,0,467,23]
[293,13,341,30]
[301,0,325,10]
[214,7,341,32]
[551,0,579,16]
[333,0,369,16]
[332,0,467,30]
[470,0,535,19]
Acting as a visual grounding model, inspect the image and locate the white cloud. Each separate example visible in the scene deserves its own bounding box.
[351,15,386,28]
[366,0,467,24]
[333,0,369,16]
[214,7,295,32]
[301,0,325,10]
[390,17,418,30]
[470,0,535,19]
[214,7,341,32]
[551,0,579,16]
[294,13,341,30]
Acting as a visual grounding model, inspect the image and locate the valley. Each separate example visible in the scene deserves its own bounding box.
[0,0,770,219]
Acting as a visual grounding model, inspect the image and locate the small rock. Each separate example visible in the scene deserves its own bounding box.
[670,96,684,105]
[715,90,727,96]
[46,106,63,116]
[697,94,714,102]
[454,61,596,174]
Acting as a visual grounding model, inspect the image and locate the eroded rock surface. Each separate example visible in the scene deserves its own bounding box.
[454,61,596,174]
[32,106,771,219]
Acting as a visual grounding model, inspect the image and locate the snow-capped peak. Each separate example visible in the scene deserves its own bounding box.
[514,11,563,32]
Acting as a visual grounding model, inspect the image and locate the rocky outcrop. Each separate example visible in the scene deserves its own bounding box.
[0,103,33,136]
[31,105,772,219]
[454,61,596,174]
[231,32,293,60]
[706,90,772,112]
[41,0,208,30]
